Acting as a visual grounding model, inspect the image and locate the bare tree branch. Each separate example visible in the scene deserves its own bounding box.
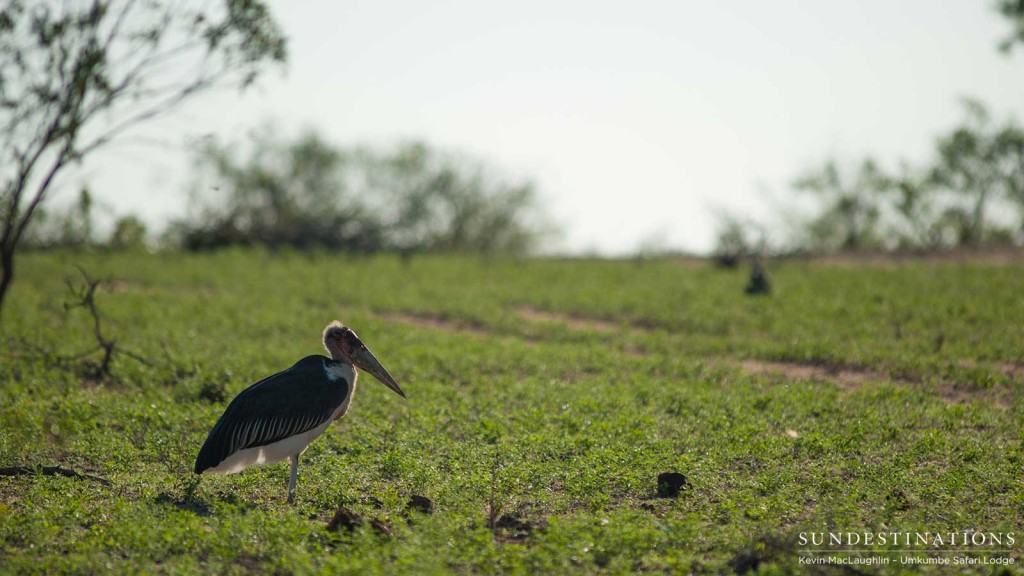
[0,0,288,316]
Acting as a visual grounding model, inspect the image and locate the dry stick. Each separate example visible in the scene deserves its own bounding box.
[0,465,111,486]
[2,268,163,379]
[63,266,155,376]
[486,451,501,530]
[66,266,117,376]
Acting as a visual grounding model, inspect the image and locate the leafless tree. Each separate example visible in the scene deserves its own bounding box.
[0,0,287,316]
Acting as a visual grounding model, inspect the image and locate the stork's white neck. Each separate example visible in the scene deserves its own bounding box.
[324,359,357,421]
[324,360,355,384]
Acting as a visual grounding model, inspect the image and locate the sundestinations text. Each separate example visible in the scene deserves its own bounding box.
[798,531,1015,548]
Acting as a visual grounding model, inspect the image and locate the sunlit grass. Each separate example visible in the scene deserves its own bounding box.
[1,250,1021,574]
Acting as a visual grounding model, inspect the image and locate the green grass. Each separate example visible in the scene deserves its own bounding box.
[1,249,1022,574]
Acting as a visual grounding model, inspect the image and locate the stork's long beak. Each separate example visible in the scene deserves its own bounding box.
[352,345,406,398]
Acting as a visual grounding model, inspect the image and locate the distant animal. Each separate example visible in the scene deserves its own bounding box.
[745,260,771,295]
[194,321,406,503]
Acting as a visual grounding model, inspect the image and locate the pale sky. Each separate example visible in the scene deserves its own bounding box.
[77,1,1023,255]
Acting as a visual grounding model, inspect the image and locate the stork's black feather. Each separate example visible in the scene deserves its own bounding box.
[194,355,350,474]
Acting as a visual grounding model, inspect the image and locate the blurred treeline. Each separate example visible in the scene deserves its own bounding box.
[714,99,1024,263]
[29,98,1023,260]
[24,132,549,256]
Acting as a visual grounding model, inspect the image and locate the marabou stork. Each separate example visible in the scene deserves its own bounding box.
[194,321,406,503]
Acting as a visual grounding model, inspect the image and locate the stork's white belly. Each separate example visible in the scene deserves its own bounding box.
[207,420,330,474]
[207,368,357,475]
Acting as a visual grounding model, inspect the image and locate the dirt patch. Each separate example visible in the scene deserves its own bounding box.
[733,359,1012,407]
[378,311,494,337]
[790,247,1024,267]
[513,306,622,333]
[958,359,1024,379]
[382,308,1015,407]
[513,307,651,355]
[736,359,884,392]
[106,280,151,294]
[993,362,1024,378]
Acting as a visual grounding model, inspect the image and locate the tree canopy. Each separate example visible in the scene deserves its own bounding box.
[0,0,287,315]
[715,100,1024,257]
[171,131,549,256]
[997,0,1024,53]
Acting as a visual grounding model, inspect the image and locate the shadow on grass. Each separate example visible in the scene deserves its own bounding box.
[728,534,801,574]
[154,491,215,517]
[153,477,262,517]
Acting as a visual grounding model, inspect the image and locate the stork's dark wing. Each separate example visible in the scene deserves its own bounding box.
[194,355,349,473]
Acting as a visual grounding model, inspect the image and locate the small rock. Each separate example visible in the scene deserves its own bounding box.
[369,518,394,537]
[495,514,532,532]
[326,507,363,533]
[886,488,911,512]
[405,494,434,515]
[327,506,393,537]
[656,471,691,497]
[492,513,541,541]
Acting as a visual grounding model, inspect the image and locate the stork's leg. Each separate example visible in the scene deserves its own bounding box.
[288,455,299,504]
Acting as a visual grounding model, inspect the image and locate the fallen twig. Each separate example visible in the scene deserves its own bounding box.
[57,266,158,380]
[0,465,111,486]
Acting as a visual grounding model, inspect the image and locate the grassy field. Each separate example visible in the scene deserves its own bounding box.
[1,249,1022,574]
